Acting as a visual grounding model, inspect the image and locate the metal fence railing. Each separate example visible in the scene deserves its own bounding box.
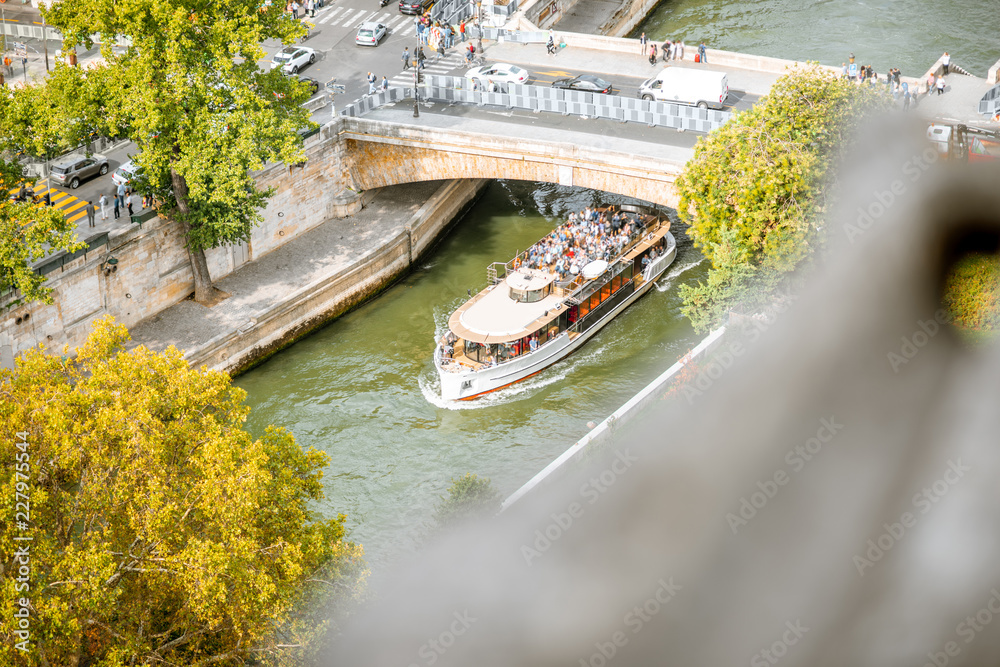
[338,78,734,134]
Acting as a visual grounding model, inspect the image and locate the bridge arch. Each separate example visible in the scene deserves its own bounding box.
[338,117,685,209]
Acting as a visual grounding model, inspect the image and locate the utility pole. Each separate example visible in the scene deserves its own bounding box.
[412,56,419,118]
[476,1,483,55]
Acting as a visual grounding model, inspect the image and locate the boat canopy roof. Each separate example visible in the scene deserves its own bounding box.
[449,270,566,344]
[506,267,556,291]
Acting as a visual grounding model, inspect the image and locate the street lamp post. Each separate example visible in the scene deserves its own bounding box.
[476,1,483,55]
[412,56,419,118]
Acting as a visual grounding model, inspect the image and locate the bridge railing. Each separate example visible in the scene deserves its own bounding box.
[338,78,733,134]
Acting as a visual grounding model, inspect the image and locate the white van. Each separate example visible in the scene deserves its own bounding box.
[638,67,729,109]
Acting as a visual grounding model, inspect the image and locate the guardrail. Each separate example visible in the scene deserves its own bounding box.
[339,78,733,134]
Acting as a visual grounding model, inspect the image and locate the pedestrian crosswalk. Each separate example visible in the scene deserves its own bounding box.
[7,184,92,225]
[312,5,416,32]
[389,53,466,87]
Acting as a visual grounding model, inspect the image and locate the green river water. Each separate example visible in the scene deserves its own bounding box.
[238,1,999,566]
[236,181,706,565]
[635,0,1000,78]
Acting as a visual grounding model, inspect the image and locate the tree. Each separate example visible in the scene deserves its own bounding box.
[433,473,503,527]
[0,316,365,666]
[0,156,86,305]
[676,66,893,331]
[32,0,315,303]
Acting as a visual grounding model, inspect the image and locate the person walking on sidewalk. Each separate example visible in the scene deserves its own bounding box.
[99,193,108,220]
[639,32,647,55]
[675,40,683,60]
[402,46,410,70]
[86,201,96,228]
[380,75,388,92]
[126,191,135,218]
[936,76,945,95]
[113,195,120,220]
[698,41,707,63]
[942,52,950,75]
[116,181,126,209]
[648,43,657,66]
[367,71,376,95]
[417,46,426,70]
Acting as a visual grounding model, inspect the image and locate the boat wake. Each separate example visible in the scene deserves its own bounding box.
[655,257,706,292]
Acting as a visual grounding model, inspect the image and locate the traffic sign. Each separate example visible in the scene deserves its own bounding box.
[14,42,26,57]
[325,78,338,92]
[332,84,346,93]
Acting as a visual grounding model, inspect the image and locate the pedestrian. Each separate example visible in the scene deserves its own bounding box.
[927,72,935,94]
[841,62,848,78]
[310,0,317,17]
[380,75,388,92]
[402,46,410,70]
[291,0,299,18]
[676,40,684,60]
[367,71,376,95]
[86,200,96,227]
[903,90,911,111]
[547,34,556,55]
[460,19,466,42]
[942,51,950,75]
[99,193,108,220]
[662,40,671,62]
[417,46,426,69]
[116,181,126,209]
[648,43,657,66]
[126,191,134,218]
[936,76,945,95]
[113,195,120,220]
[698,41,707,64]
[639,32,647,55]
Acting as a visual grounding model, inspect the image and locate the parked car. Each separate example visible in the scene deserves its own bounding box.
[298,76,321,95]
[398,0,433,15]
[50,154,109,189]
[551,74,614,94]
[270,46,316,75]
[356,21,388,46]
[112,159,143,187]
[465,63,530,86]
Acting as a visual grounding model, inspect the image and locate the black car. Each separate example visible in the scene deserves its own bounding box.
[298,76,321,95]
[551,74,615,95]
[399,0,433,15]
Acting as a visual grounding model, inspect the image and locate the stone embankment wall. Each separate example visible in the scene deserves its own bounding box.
[189,178,488,375]
[0,122,361,365]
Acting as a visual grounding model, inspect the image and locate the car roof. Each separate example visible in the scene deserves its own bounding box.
[578,74,604,83]
[358,21,382,29]
[55,153,105,166]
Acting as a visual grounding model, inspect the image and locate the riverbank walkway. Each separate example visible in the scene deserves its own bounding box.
[127,181,445,363]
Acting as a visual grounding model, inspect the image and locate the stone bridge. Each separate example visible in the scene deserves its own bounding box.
[327,114,690,210]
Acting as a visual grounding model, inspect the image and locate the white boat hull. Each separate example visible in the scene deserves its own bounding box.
[436,236,677,400]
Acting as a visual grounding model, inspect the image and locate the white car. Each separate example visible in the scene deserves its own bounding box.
[465,63,530,86]
[271,46,316,75]
[112,159,142,187]
[355,22,387,47]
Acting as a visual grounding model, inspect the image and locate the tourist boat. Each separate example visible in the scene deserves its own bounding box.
[435,204,676,400]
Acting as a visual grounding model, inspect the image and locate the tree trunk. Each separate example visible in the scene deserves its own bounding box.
[170,167,226,305]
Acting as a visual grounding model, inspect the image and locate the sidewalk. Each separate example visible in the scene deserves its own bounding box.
[484,40,783,96]
[128,180,445,360]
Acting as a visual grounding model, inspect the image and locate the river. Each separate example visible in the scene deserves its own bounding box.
[236,181,707,566]
[634,0,1000,79]
[238,3,998,567]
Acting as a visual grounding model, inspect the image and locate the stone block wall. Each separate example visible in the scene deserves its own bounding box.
[0,122,360,367]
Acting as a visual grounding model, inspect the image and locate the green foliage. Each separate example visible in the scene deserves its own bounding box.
[27,0,315,255]
[0,158,86,304]
[434,473,502,527]
[942,253,1000,339]
[676,66,893,331]
[0,316,365,666]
